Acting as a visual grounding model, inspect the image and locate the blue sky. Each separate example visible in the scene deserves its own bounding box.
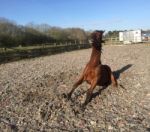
[0,0,150,31]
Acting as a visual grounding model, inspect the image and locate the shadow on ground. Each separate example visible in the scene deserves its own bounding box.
[113,64,132,79]
[147,128,150,132]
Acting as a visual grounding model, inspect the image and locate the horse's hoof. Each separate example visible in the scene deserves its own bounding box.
[62,93,71,100]
[62,93,68,98]
[113,83,118,88]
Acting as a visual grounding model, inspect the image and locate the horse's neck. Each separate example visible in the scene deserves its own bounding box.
[89,46,101,66]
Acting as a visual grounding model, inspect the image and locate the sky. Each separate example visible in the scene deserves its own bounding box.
[0,0,150,31]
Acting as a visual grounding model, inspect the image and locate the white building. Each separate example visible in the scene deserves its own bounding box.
[119,30,142,44]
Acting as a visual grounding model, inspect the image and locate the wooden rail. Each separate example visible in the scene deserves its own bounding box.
[0,44,91,64]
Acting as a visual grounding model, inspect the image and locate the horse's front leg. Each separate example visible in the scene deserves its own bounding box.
[81,78,98,109]
[66,74,84,100]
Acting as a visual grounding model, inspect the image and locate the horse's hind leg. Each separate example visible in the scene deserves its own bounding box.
[111,73,118,87]
[67,74,84,99]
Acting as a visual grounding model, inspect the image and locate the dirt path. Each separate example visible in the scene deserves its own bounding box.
[0,44,150,131]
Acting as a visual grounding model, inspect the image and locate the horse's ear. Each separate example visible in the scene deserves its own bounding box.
[102,30,105,34]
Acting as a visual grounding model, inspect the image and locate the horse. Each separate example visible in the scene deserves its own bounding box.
[66,30,118,109]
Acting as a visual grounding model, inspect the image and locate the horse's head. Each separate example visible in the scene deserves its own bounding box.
[91,30,104,43]
[89,30,105,50]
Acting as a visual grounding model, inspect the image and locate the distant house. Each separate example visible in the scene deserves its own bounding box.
[119,30,142,44]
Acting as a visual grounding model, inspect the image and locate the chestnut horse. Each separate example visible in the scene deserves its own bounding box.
[67,30,118,109]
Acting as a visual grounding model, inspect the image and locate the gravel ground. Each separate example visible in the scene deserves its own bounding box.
[0,44,150,132]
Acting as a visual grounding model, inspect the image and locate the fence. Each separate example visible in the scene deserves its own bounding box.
[104,37,150,45]
[0,43,91,64]
[105,37,123,45]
